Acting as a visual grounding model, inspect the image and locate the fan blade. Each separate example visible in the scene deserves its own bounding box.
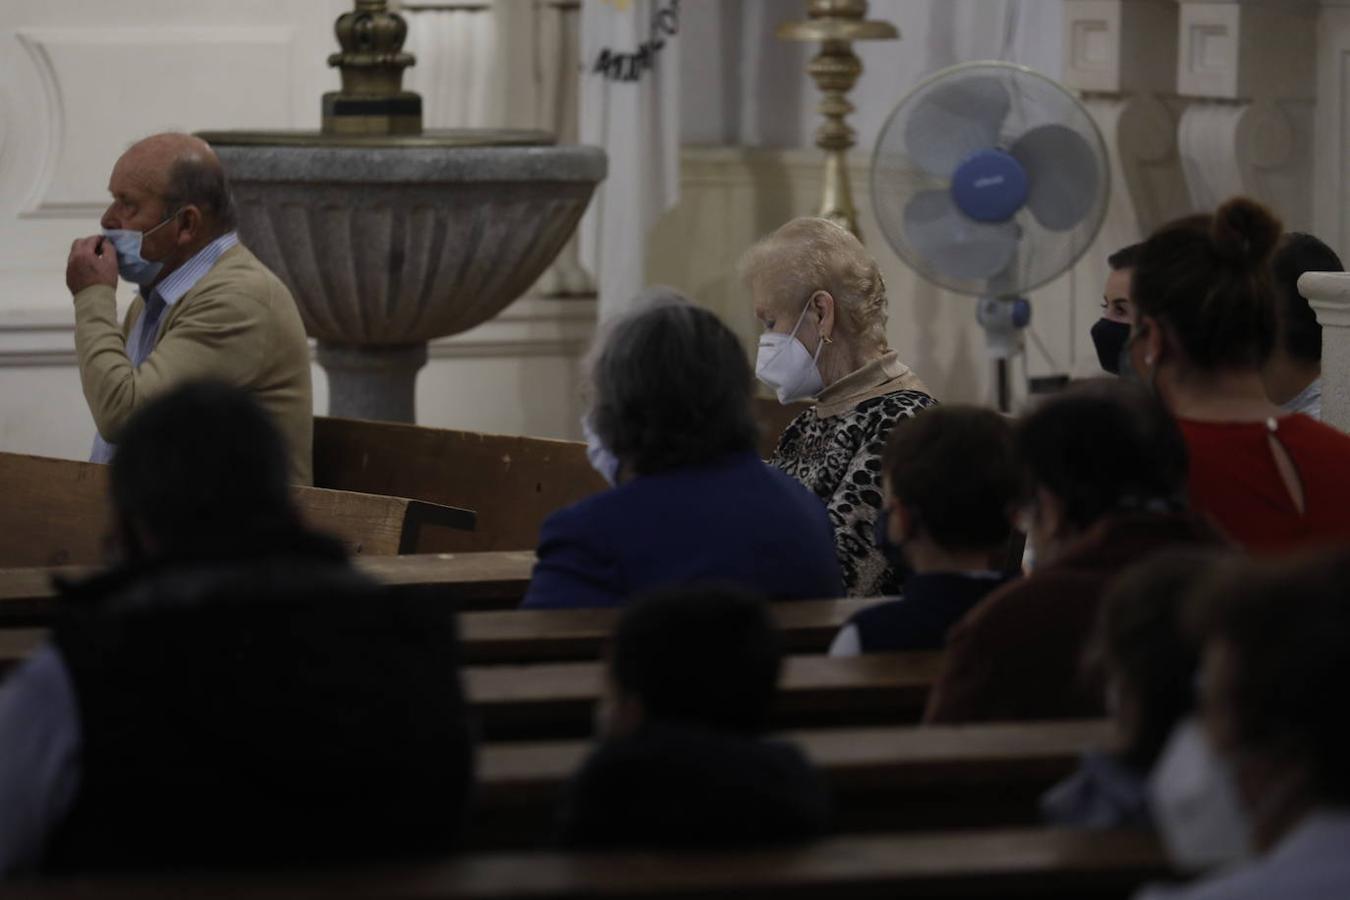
[904,75,1012,179]
[1010,124,1101,232]
[903,190,1020,282]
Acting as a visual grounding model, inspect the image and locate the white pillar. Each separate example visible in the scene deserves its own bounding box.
[1313,1,1350,256]
[1299,272,1350,430]
[1173,0,1317,228]
[1058,0,1190,376]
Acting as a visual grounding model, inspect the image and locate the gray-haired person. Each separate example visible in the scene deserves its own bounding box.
[522,291,843,609]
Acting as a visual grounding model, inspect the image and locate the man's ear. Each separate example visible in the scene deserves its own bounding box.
[175,205,205,247]
[812,290,836,341]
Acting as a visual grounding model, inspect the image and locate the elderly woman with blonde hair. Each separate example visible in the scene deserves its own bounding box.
[740,217,935,597]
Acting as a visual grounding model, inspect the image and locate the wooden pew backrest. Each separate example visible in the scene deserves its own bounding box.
[0,828,1170,900]
[313,417,605,554]
[0,452,473,566]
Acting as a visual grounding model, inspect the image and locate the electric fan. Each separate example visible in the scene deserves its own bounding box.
[871,62,1110,410]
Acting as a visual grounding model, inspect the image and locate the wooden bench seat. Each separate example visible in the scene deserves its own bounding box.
[0,452,475,567]
[0,639,941,738]
[466,651,943,740]
[0,599,875,673]
[458,598,873,664]
[2,827,1169,899]
[469,720,1111,847]
[0,553,537,627]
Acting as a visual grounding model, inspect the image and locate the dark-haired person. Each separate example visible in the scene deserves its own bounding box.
[1136,550,1350,899]
[1091,243,1142,375]
[65,132,313,483]
[830,405,1018,655]
[0,383,473,877]
[1130,198,1350,553]
[1262,233,1345,419]
[522,290,843,609]
[924,379,1223,724]
[740,217,936,598]
[1043,550,1222,829]
[558,586,830,847]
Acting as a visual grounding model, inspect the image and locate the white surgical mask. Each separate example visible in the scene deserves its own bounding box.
[582,415,621,487]
[1147,718,1253,872]
[102,214,176,286]
[755,298,824,405]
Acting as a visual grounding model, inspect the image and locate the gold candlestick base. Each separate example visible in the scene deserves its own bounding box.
[778,0,899,239]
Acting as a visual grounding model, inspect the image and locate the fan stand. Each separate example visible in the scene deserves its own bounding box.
[976,295,1031,414]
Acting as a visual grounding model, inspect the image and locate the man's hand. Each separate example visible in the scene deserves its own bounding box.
[67,236,118,296]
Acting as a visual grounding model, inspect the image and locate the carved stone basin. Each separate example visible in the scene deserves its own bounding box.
[203,131,606,422]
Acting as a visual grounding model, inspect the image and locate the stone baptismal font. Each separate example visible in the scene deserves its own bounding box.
[199,0,605,422]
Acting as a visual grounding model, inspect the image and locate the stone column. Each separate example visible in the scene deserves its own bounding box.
[1059,0,1191,374]
[1173,0,1317,229]
[1299,272,1350,431]
[317,343,428,423]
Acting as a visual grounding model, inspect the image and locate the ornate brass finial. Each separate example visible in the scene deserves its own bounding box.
[779,0,899,240]
[323,0,423,136]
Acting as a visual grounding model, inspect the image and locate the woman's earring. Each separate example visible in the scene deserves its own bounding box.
[822,334,834,345]
[1144,355,1154,366]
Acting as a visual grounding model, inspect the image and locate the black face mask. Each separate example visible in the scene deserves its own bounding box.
[873,511,913,586]
[1091,318,1131,375]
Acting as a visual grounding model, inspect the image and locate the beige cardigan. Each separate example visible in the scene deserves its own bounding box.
[74,244,314,484]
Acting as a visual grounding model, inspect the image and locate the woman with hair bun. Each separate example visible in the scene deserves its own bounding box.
[1128,197,1350,552]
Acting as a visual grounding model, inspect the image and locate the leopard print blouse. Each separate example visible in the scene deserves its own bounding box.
[770,388,937,597]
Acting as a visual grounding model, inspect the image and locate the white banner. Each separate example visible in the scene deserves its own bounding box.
[578,0,681,319]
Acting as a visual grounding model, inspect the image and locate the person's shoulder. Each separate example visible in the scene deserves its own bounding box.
[1283,413,1350,449]
[946,571,1070,638]
[193,244,292,309]
[1133,860,1300,900]
[852,390,936,433]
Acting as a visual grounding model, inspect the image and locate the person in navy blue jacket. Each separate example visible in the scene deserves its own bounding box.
[522,290,843,610]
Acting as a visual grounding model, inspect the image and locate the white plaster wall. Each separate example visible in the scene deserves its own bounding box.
[0,0,592,460]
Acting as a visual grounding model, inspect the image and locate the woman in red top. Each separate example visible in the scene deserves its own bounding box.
[1127,197,1350,554]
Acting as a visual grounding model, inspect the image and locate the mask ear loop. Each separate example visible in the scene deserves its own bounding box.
[142,209,180,239]
[762,295,821,368]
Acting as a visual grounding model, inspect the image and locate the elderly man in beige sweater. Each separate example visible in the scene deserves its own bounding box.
[64,133,313,484]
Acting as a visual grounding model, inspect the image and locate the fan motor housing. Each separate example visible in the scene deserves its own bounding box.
[951,149,1028,224]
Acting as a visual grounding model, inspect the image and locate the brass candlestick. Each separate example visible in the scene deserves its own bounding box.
[778,0,899,239]
[324,0,422,135]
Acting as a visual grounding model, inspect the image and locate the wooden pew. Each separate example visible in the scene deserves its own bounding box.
[0,552,536,627]
[1,828,1170,899]
[466,652,943,740]
[0,452,475,567]
[313,417,604,553]
[0,599,872,667]
[469,720,1113,847]
[458,598,872,664]
[313,405,813,553]
[0,648,941,738]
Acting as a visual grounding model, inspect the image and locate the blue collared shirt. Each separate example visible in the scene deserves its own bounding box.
[88,231,240,464]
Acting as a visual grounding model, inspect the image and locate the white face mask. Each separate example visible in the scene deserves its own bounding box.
[582,415,621,487]
[755,297,825,405]
[1147,718,1253,872]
